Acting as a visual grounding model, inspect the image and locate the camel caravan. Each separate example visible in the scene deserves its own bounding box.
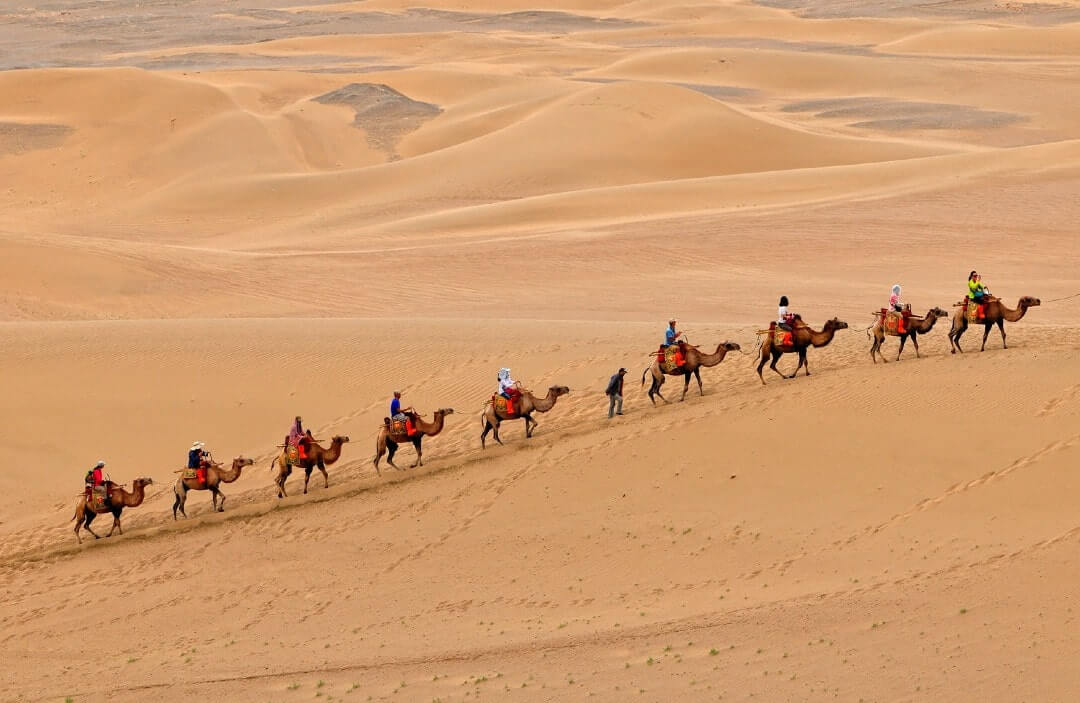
[69,273,1042,543]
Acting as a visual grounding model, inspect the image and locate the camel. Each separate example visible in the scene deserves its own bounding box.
[269,435,350,498]
[867,307,950,363]
[948,296,1041,353]
[172,455,255,519]
[71,478,154,544]
[480,386,570,448]
[641,342,742,405]
[756,317,848,385]
[373,408,455,473]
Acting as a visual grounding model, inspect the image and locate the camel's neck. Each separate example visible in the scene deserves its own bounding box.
[917,312,939,332]
[1000,301,1028,322]
[321,440,343,464]
[122,483,146,507]
[219,463,244,482]
[810,328,837,347]
[531,391,558,412]
[416,413,446,436]
[696,344,730,367]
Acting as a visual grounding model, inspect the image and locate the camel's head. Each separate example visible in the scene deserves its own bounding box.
[134,477,154,487]
[826,318,849,331]
[723,341,741,351]
[550,385,571,397]
[332,435,351,444]
[1020,296,1041,308]
[437,408,455,416]
[235,456,255,467]
[929,307,950,320]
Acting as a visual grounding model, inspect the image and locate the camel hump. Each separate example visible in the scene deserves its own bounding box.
[383,417,391,426]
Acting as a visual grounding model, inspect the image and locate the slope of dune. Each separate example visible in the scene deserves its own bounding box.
[2,1,1080,701]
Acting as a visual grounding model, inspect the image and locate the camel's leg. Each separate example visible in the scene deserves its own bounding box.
[277,465,290,499]
[173,485,186,520]
[492,420,503,446]
[981,323,992,351]
[653,373,669,405]
[411,438,423,468]
[950,320,965,354]
[768,351,786,380]
[106,510,122,537]
[481,421,492,449]
[215,487,225,512]
[373,438,385,475]
[83,512,102,541]
[996,319,1007,349]
[869,334,881,364]
[910,332,920,359]
[387,440,402,471]
[896,335,907,361]
[757,352,769,385]
[790,349,809,378]
[525,415,538,438]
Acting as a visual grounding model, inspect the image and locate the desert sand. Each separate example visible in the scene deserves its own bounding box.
[2,0,1079,701]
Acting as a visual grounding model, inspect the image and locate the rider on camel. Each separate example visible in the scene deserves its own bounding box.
[663,317,686,366]
[777,296,796,330]
[84,460,107,503]
[286,416,312,461]
[188,441,212,485]
[889,284,909,334]
[497,368,523,413]
[390,391,416,436]
[968,271,990,319]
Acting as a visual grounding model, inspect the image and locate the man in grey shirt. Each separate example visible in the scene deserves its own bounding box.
[606,367,627,418]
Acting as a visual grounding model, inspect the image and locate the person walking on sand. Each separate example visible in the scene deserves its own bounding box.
[606,367,627,418]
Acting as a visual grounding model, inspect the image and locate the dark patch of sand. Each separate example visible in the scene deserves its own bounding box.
[0,122,74,156]
[783,97,1024,130]
[0,1,643,71]
[754,0,1080,25]
[314,83,441,158]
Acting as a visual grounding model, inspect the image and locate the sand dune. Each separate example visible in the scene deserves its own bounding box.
[2,1,1079,701]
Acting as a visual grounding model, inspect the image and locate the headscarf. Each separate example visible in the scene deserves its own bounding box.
[498,368,510,382]
[892,284,901,296]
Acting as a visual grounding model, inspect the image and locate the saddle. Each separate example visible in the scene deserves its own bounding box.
[493,394,517,417]
[181,467,199,480]
[879,309,906,335]
[285,445,300,466]
[955,298,992,322]
[656,343,685,372]
[389,416,416,437]
[88,484,110,512]
[766,321,792,347]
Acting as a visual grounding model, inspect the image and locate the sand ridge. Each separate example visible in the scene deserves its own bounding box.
[2,1,1080,701]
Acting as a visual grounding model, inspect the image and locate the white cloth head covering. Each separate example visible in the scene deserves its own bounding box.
[94,460,106,468]
[498,368,510,381]
[190,441,204,451]
[892,284,901,295]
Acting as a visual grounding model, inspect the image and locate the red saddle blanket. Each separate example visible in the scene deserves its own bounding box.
[390,418,416,436]
[88,485,110,511]
[879,309,907,335]
[493,394,517,417]
[769,321,792,347]
[656,344,685,372]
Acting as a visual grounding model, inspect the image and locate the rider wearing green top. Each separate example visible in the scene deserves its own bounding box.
[967,271,988,301]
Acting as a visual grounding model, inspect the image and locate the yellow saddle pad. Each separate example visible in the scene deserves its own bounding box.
[494,396,509,413]
[286,446,300,466]
[391,419,409,435]
[661,345,681,373]
[966,301,979,322]
[774,327,788,346]
[884,311,901,335]
[182,468,198,480]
